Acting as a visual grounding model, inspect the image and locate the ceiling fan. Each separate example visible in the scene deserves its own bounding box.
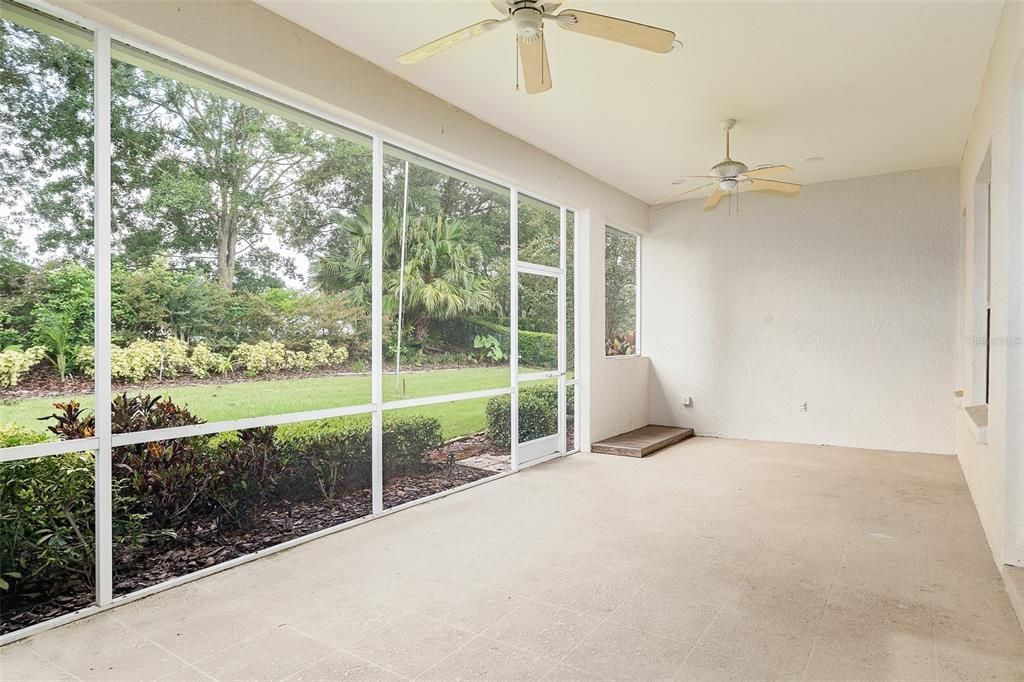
[658,119,802,212]
[396,1,677,94]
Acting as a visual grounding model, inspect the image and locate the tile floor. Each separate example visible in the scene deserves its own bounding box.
[2,437,1024,681]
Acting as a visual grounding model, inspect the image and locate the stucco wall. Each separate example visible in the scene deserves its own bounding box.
[956,0,1024,567]
[50,0,652,450]
[645,166,959,455]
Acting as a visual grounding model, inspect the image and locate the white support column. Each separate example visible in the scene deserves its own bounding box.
[510,188,520,470]
[371,136,384,514]
[93,26,113,606]
[577,209,593,452]
[557,206,568,455]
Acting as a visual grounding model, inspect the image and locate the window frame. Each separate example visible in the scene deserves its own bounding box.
[604,223,642,358]
[0,0,584,643]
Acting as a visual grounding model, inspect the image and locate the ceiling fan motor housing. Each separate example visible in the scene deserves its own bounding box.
[711,159,749,180]
[512,2,544,41]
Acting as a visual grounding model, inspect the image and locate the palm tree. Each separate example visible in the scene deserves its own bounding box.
[313,207,497,341]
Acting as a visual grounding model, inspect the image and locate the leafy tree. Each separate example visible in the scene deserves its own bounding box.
[605,228,637,351]
[313,207,497,341]
[1,18,372,290]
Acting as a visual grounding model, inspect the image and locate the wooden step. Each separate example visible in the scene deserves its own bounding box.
[591,425,695,458]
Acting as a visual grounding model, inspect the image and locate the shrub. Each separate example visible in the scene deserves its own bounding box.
[606,331,636,356]
[486,384,574,447]
[276,417,373,501]
[44,394,212,530]
[188,343,231,379]
[382,415,443,478]
[231,340,349,376]
[27,262,94,369]
[446,317,558,369]
[32,310,75,380]
[209,427,286,529]
[0,452,147,596]
[276,414,443,500]
[0,452,98,592]
[230,341,289,376]
[0,424,48,449]
[108,339,184,382]
[0,345,46,387]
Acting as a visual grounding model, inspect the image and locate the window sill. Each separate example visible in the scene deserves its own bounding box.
[963,403,989,445]
[605,354,643,360]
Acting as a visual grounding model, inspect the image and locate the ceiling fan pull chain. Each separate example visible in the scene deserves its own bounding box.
[515,36,520,91]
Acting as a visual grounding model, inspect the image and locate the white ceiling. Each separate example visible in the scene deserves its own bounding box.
[256,1,1002,205]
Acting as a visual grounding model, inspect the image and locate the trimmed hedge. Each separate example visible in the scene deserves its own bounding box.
[485,383,575,447]
[444,317,558,369]
[276,414,442,500]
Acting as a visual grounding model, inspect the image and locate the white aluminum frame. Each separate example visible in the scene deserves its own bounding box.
[514,194,569,464]
[0,0,582,645]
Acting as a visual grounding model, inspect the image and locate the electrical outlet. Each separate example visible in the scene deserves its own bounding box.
[682,396,693,408]
[799,401,808,412]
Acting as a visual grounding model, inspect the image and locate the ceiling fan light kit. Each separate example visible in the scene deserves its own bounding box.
[396,1,677,94]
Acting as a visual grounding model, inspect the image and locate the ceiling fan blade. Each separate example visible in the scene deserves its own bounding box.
[657,182,718,206]
[745,165,794,179]
[749,178,802,194]
[398,19,506,64]
[556,9,675,53]
[703,189,726,212]
[672,176,719,185]
[519,33,552,94]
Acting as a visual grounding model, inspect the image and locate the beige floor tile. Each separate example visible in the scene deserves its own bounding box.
[65,637,186,681]
[535,572,635,620]
[115,594,278,663]
[233,576,340,623]
[607,583,723,644]
[158,664,215,681]
[563,620,691,681]
[673,646,796,681]
[345,612,474,679]
[0,648,76,681]
[192,626,335,681]
[413,582,523,632]
[419,635,557,681]
[18,613,139,670]
[541,663,608,681]
[482,599,601,660]
[803,626,935,681]
[935,645,1024,681]
[695,599,823,675]
[288,598,406,649]
[285,651,404,681]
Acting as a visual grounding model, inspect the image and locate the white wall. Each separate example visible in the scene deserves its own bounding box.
[956,0,1024,567]
[51,0,651,450]
[645,167,959,454]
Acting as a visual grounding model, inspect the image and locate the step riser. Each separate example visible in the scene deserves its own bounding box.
[592,425,695,458]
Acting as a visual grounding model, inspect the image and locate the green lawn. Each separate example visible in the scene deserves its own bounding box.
[1,366,515,441]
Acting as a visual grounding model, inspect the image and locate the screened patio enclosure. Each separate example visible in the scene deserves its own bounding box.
[0,0,579,640]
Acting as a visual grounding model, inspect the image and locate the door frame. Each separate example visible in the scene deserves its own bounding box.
[511,196,572,469]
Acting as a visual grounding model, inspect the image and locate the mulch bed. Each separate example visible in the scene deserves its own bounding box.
[0,460,498,635]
